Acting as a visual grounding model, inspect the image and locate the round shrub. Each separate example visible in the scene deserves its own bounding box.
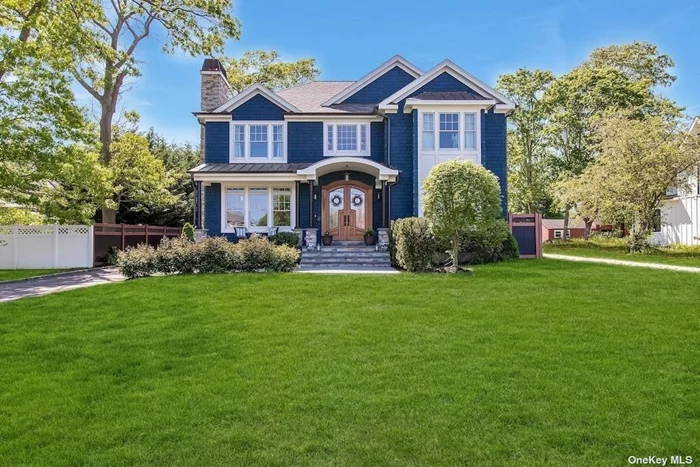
[236,235,277,272]
[195,236,238,273]
[270,231,300,249]
[392,217,435,272]
[270,244,300,272]
[181,222,195,242]
[117,243,157,278]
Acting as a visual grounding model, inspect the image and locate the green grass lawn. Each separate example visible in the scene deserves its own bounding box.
[0,269,70,282]
[544,241,700,267]
[1,260,699,465]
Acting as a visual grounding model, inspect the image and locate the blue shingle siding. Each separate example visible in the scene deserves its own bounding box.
[481,110,508,215]
[342,66,416,104]
[288,122,324,163]
[204,122,230,163]
[231,94,285,120]
[407,72,485,100]
[205,183,222,236]
[387,111,414,220]
[298,183,311,229]
[370,122,384,163]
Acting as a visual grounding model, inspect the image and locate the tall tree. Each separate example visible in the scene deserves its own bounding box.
[118,129,200,226]
[222,50,319,93]
[563,114,700,250]
[69,0,240,222]
[496,69,555,214]
[0,0,101,216]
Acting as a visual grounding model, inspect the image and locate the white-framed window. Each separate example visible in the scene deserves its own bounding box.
[228,122,286,161]
[422,113,435,150]
[222,185,295,232]
[324,122,371,157]
[273,188,291,226]
[554,230,563,239]
[439,113,459,149]
[419,111,480,156]
[464,113,477,150]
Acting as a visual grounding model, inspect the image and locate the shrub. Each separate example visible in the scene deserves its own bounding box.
[392,217,435,272]
[626,231,652,253]
[182,222,195,242]
[422,160,502,267]
[195,236,239,273]
[155,237,197,274]
[461,219,518,264]
[270,244,300,272]
[270,231,299,249]
[105,246,120,266]
[117,243,157,279]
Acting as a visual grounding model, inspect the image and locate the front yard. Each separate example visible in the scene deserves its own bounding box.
[544,239,700,267]
[0,269,71,283]
[1,260,699,465]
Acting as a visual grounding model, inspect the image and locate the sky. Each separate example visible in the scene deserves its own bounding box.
[80,0,700,146]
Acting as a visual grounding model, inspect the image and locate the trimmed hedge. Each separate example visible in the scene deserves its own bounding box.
[392,218,435,272]
[270,232,300,249]
[117,236,299,279]
[391,217,519,271]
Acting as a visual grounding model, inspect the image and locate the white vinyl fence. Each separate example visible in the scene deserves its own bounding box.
[0,225,93,269]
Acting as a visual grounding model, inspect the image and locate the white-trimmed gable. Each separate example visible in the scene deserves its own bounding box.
[321,55,423,106]
[378,59,516,113]
[213,84,301,114]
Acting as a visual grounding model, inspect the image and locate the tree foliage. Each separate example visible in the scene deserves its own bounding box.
[422,161,502,268]
[222,50,319,93]
[497,69,555,214]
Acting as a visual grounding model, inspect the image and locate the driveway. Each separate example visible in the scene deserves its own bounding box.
[0,268,125,303]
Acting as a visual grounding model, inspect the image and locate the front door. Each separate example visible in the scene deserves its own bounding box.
[322,181,372,241]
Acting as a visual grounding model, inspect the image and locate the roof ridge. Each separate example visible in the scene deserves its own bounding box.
[277,80,354,94]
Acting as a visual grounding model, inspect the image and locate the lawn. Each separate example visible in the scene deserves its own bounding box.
[544,240,700,268]
[0,269,70,282]
[1,260,699,465]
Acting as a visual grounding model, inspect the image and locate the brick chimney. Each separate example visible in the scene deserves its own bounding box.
[200,58,231,112]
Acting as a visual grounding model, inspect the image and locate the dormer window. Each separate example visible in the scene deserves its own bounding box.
[230,122,286,162]
[324,122,370,157]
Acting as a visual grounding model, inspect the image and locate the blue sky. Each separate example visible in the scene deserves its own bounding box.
[86,0,699,145]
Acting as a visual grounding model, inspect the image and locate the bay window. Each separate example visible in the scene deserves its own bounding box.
[229,122,286,161]
[420,111,480,154]
[223,186,294,231]
[324,122,370,156]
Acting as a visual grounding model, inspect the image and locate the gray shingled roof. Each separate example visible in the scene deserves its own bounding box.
[541,218,587,229]
[189,163,311,173]
[276,81,375,114]
[413,91,485,101]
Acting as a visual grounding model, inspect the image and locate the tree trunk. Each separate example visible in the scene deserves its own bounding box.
[562,205,571,241]
[98,87,117,223]
[583,218,593,240]
[452,232,460,268]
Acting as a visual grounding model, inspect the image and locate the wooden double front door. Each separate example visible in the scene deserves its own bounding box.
[322,181,372,241]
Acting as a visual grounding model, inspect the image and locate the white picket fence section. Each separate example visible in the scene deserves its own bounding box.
[0,225,94,269]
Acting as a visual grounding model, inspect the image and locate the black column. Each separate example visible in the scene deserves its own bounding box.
[295,181,300,228]
[308,181,314,228]
[382,181,388,228]
[193,181,202,228]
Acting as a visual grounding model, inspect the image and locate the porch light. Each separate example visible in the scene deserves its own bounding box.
[344,171,350,181]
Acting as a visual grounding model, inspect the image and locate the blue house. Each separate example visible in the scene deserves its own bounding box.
[190,55,514,247]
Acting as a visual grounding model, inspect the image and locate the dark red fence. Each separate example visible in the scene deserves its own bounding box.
[508,213,543,259]
[93,223,182,265]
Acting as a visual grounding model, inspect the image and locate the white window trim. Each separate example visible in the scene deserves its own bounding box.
[229,121,287,162]
[221,184,296,233]
[418,108,482,162]
[323,121,371,157]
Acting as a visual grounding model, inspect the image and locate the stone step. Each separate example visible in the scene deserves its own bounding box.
[311,247,381,253]
[299,264,396,270]
[302,251,389,258]
[301,255,391,263]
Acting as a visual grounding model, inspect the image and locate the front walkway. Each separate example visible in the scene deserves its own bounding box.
[0,268,124,303]
[544,253,700,273]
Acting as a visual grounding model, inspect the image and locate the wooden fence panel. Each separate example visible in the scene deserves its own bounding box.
[508,213,543,259]
[93,223,182,265]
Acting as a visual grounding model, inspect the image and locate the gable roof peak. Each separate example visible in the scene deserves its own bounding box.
[322,55,423,106]
[212,83,301,114]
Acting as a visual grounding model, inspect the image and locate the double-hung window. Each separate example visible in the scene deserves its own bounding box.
[225,188,245,228]
[273,188,291,226]
[464,113,477,150]
[439,113,459,149]
[324,123,370,156]
[422,113,435,150]
[229,122,285,161]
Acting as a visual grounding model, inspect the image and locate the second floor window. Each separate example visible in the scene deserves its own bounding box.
[324,122,370,156]
[230,122,285,161]
[421,111,479,153]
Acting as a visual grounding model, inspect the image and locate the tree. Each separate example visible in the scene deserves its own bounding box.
[118,129,200,226]
[496,69,555,214]
[567,114,700,249]
[222,50,319,93]
[107,131,176,220]
[0,0,100,215]
[588,41,676,87]
[69,0,241,223]
[422,161,502,269]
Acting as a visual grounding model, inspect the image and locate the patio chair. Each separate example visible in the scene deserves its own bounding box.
[235,227,249,240]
